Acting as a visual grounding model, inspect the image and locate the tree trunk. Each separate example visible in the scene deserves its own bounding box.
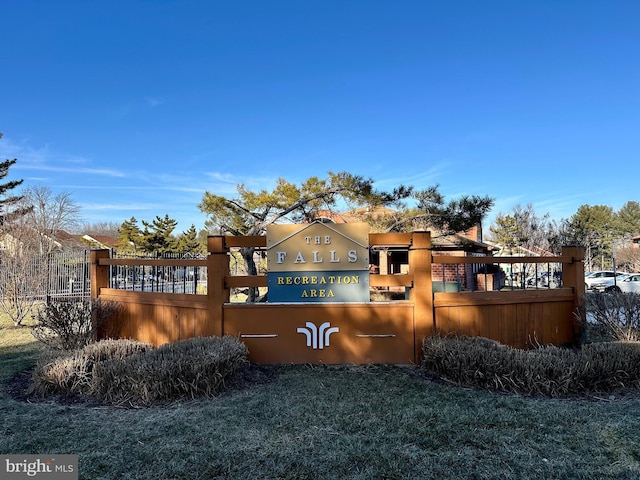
[241,246,258,302]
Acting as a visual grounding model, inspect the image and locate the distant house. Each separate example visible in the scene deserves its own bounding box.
[0,229,118,255]
[0,232,18,253]
[0,229,76,255]
[50,231,119,251]
[80,234,119,250]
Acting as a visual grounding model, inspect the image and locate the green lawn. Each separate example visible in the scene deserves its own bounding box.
[0,315,44,387]
[2,313,640,479]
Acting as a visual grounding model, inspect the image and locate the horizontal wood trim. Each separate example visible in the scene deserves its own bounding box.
[432,255,570,264]
[99,288,208,308]
[434,288,574,307]
[369,233,413,247]
[224,236,266,248]
[99,258,206,267]
[224,302,413,310]
[225,276,268,288]
[370,274,413,287]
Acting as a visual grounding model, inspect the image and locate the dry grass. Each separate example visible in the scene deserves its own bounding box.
[92,336,249,406]
[422,335,640,396]
[28,339,153,398]
[28,336,248,406]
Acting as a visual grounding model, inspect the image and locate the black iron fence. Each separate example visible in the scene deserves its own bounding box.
[108,252,207,294]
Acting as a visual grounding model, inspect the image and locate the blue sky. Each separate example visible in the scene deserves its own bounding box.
[2,0,639,235]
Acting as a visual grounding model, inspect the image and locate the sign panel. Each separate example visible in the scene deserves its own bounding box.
[268,270,369,302]
[267,222,369,302]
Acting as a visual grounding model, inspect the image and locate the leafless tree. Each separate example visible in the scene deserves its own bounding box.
[80,221,121,237]
[17,186,82,254]
[616,245,640,273]
[0,187,82,325]
[0,223,48,325]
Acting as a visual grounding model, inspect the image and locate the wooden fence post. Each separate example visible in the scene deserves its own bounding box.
[561,245,585,344]
[207,236,229,337]
[90,249,110,301]
[409,231,434,363]
[90,249,111,341]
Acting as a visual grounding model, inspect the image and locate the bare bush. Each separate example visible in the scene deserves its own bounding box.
[586,292,640,342]
[31,298,124,350]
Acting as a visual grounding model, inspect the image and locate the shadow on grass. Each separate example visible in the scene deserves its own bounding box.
[0,338,44,383]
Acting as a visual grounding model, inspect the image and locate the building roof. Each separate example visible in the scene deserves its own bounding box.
[81,234,119,249]
[431,232,496,254]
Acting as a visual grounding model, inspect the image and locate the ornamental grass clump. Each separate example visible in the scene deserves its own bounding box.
[422,336,640,396]
[92,336,249,406]
[28,339,152,397]
[28,336,248,406]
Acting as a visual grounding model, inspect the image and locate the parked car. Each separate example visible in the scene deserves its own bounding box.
[586,271,628,292]
[608,273,640,294]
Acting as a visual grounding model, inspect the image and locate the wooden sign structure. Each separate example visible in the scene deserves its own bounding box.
[92,230,584,364]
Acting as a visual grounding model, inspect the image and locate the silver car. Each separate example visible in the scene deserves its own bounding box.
[585,271,628,292]
[611,273,640,294]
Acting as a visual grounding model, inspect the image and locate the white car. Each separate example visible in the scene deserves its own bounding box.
[585,271,628,292]
[610,273,640,294]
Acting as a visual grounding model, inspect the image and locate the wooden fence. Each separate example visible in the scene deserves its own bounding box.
[91,232,585,364]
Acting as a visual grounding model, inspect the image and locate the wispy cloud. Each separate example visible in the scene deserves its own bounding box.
[18,164,125,177]
[205,172,241,184]
[146,97,165,108]
[80,202,159,212]
[490,195,526,215]
[486,192,590,224]
[203,171,279,193]
[1,136,125,178]
[374,162,453,189]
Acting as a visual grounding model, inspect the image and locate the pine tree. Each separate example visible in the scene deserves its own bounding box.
[117,217,143,254]
[0,133,31,226]
[140,214,178,255]
[176,224,203,254]
[617,201,640,237]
